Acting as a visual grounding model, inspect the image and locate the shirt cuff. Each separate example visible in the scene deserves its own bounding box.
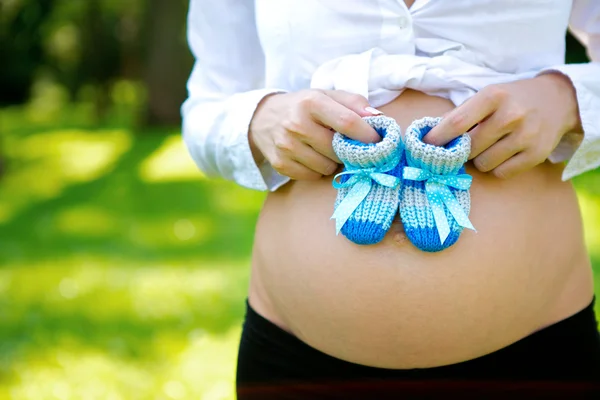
[228,88,290,191]
[538,64,600,180]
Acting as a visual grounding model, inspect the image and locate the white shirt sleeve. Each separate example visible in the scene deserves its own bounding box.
[181,0,290,191]
[541,0,600,180]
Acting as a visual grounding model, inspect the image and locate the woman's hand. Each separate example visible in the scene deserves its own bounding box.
[249,90,382,180]
[425,74,583,179]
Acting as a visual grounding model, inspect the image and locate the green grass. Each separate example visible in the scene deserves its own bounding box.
[0,103,599,399]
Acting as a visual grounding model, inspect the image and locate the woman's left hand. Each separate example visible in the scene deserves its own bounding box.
[425,73,583,179]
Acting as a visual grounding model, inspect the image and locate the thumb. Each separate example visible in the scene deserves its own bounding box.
[323,90,384,118]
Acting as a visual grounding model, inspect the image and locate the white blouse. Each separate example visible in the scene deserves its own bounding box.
[181,0,600,191]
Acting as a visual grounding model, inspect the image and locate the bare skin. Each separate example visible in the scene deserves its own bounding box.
[248,89,593,368]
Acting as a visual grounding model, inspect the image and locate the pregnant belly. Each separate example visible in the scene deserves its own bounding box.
[249,90,593,368]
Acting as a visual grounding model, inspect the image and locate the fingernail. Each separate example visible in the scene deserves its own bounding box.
[365,106,384,115]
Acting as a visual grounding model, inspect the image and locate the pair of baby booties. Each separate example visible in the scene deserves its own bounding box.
[331,115,475,252]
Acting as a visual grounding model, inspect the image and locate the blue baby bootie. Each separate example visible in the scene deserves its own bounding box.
[400,117,475,252]
[331,115,404,245]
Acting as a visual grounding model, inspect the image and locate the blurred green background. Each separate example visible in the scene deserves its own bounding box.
[0,1,599,399]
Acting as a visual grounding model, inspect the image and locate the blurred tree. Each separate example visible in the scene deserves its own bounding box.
[0,0,55,105]
[0,0,190,125]
[79,0,122,118]
[141,0,193,126]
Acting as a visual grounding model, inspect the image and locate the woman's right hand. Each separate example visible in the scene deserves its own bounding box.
[249,90,382,180]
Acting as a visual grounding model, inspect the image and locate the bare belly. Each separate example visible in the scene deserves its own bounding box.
[249,90,594,368]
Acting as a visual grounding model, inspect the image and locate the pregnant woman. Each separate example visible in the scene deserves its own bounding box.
[182,0,600,397]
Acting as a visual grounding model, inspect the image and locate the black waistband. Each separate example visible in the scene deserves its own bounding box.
[239,296,600,382]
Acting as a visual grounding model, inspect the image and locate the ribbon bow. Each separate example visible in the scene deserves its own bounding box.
[331,168,400,234]
[403,166,475,244]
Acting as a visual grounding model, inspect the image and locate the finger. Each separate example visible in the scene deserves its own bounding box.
[472,134,523,172]
[309,94,380,143]
[467,114,511,160]
[425,86,504,146]
[491,150,544,180]
[295,121,341,163]
[291,142,339,176]
[271,156,323,181]
[322,90,382,117]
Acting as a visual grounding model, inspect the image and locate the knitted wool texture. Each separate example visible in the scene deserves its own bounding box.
[400,116,471,252]
[332,115,404,245]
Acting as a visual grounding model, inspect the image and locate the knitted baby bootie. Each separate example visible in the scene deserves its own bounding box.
[400,117,475,252]
[331,115,404,245]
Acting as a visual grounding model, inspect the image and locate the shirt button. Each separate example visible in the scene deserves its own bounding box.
[398,16,409,29]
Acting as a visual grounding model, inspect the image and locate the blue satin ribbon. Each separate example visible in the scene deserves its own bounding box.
[402,166,475,244]
[331,168,400,234]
